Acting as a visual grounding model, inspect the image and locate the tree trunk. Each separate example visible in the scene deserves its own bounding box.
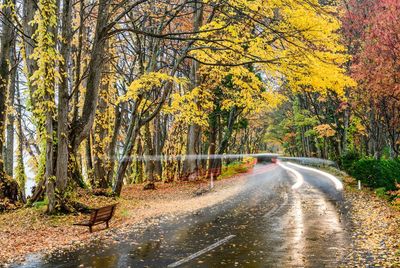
[45,112,55,212]
[0,0,19,204]
[93,134,106,188]
[4,24,16,177]
[218,108,237,155]
[343,103,350,154]
[211,107,238,172]
[182,124,201,180]
[86,136,93,179]
[207,109,219,178]
[54,0,73,210]
[93,79,110,188]
[69,0,110,153]
[143,122,156,188]
[113,114,140,196]
[181,0,203,181]
[133,137,144,184]
[66,0,110,188]
[22,0,38,107]
[106,104,122,186]
[153,115,164,179]
[15,85,27,203]
[72,0,85,123]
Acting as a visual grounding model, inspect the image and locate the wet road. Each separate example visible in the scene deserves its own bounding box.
[16,162,350,268]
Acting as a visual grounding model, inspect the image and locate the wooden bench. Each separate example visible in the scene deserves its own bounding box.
[74,203,117,233]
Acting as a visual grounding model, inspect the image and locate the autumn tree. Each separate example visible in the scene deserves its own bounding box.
[342,0,400,158]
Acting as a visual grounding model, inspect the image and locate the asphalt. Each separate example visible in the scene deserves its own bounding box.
[15,162,351,268]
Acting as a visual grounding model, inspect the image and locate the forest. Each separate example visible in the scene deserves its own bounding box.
[0,0,399,215]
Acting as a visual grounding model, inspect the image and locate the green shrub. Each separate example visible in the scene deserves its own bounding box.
[32,199,48,209]
[120,209,129,218]
[243,156,256,165]
[340,150,360,175]
[375,187,388,199]
[351,158,400,190]
[218,158,255,180]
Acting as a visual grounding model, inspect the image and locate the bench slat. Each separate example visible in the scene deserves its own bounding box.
[95,216,111,222]
[97,209,113,214]
[96,209,113,216]
[74,203,117,232]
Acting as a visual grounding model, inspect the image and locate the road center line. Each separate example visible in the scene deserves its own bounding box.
[286,162,343,190]
[167,235,236,267]
[278,162,304,189]
[264,192,288,218]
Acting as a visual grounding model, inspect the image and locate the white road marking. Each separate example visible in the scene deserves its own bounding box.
[264,192,288,218]
[278,162,304,189]
[167,235,236,267]
[286,162,343,190]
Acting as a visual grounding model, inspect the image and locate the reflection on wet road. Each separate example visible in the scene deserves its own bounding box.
[15,162,350,268]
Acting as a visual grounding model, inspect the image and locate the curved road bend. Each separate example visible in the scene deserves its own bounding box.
[16,162,350,268]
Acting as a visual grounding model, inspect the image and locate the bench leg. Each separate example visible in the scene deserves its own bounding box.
[89,226,92,233]
[106,221,109,229]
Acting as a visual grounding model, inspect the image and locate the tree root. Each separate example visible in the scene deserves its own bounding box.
[143,182,156,190]
[0,177,20,212]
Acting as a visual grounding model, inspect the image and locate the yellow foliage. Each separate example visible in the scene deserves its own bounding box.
[119,72,188,103]
[191,0,355,98]
[166,87,214,126]
[314,124,336,138]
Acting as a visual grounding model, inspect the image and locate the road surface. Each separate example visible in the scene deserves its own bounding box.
[16,162,351,268]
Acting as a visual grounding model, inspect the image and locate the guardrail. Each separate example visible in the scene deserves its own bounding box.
[278,157,338,168]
